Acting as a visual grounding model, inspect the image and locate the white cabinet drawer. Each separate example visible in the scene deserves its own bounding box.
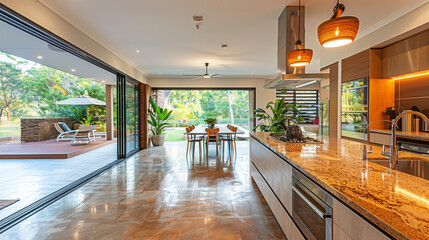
[333,199,389,240]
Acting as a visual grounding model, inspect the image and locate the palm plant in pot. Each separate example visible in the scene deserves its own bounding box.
[253,97,303,133]
[148,97,173,146]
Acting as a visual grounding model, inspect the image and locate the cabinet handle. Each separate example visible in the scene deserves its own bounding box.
[291,185,332,219]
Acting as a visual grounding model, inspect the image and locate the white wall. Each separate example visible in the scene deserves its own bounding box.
[148,77,277,111]
[0,0,147,83]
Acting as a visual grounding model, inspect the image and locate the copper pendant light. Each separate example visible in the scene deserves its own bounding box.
[318,0,359,48]
[287,0,313,67]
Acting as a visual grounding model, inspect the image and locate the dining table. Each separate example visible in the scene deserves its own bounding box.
[187,124,244,136]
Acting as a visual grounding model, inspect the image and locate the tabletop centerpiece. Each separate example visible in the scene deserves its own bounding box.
[204,117,217,129]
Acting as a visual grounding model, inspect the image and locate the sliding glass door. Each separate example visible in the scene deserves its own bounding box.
[117,75,140,158]
[126,81,139,154]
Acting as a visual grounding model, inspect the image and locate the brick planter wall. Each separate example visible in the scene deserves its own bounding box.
[21,117,74,142]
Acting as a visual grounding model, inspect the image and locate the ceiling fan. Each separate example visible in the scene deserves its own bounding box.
[183,63,222,79]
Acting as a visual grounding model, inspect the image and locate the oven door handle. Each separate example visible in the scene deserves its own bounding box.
[291,185,332,219]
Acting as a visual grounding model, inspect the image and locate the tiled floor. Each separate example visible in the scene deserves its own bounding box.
[0,143,117,221]
[1,141,285,239]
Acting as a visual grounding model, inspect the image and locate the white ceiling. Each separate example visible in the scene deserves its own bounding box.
[0,20,116,85]
[38,0,425,78]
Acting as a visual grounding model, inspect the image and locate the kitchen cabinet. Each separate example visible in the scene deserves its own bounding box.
[382,29,429,78]
[251,136,393,239]
[333,199,390,240]
[250,137,303,240]
[342,50,370,83]
[419,30,429,71]
[381,34,420,78]
[369,131,391,145]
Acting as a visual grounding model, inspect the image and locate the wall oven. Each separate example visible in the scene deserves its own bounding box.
[292,169,333,240]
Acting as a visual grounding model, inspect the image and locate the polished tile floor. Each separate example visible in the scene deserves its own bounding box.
[0,143,117,221]
[1,141,285,239]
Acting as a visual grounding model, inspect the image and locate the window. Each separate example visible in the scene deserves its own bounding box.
[276,90,319,124]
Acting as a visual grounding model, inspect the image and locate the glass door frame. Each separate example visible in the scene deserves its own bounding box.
[117,75,140,158]
[0,4,142,232]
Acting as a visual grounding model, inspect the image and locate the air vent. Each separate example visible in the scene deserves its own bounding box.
[193,16,203,22]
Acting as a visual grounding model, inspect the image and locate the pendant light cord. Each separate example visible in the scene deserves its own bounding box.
[298,0,301,43]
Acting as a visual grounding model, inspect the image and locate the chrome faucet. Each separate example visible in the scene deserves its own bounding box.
[388,111,429,168]
[362,120,397,160]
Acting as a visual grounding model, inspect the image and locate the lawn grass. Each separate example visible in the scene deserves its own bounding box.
[0,122,21,138]
[165,129,186,142]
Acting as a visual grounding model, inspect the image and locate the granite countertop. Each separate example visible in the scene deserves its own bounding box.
[250,132,429,240]
[371,128,429,141]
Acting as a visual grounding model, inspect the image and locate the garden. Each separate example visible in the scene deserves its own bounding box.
[153,89,250,142]
[0,52,109,142]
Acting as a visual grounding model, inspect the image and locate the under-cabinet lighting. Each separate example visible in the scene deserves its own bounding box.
[392,70,429,81]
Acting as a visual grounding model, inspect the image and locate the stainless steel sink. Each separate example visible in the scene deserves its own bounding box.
[369,159,429,180]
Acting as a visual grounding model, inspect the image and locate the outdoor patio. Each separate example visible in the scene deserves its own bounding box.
[0,142,117,221]
[0,138,116,159]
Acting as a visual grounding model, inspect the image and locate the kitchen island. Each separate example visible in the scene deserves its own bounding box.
[250,132,429,240]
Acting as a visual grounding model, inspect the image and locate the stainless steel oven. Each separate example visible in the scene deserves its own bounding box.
[292,169,333,240]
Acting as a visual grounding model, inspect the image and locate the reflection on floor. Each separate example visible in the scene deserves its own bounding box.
[2,141,285,239]
[0,143,117,221]
[0,200,19,211]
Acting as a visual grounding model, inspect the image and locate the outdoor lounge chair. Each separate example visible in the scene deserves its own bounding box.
[54,122,77,142]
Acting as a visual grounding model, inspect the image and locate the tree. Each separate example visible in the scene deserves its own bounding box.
[0,62,23,121]
[227,90,235,124]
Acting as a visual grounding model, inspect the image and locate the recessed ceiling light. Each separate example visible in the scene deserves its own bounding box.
[221,44,228,49]
[71,69,76,72]
[136,50,140,53]
[37,56,43,59]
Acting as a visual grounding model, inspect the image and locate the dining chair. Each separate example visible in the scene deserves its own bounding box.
[205,128,220,157]
[221,126,237,157]
[186,127,203,158]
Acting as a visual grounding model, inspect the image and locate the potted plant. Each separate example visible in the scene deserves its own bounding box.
[205,117,217,129]
[253,97,303,133]
[77,115,97,131]
[148,97,173,146]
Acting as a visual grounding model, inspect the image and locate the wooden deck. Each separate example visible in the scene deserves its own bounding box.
[0,139,116,159]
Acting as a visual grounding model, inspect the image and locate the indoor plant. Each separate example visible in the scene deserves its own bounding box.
[253,97,303,133]
[148,97,173,146]
[204,117,217,129]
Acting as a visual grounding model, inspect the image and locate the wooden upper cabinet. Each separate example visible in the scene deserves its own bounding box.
[342,50,370,82]
[381,30,429,78]
[419,30,429,72]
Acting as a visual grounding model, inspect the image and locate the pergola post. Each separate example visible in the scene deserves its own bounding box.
[106,84,114,140]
